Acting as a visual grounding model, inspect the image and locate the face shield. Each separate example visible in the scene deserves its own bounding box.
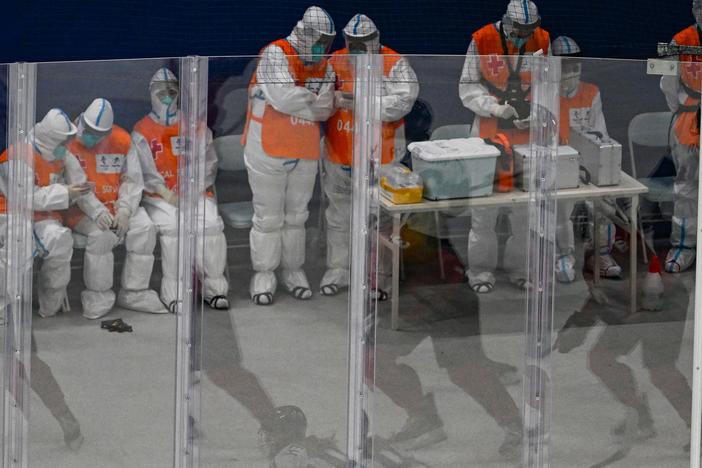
[308,31,335,63]
[560,58,583,96]
[345,30,379,55]
[79,113,112,148]
[152,81,179,107]
[502,14,540,48]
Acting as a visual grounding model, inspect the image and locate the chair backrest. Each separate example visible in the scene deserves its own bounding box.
[627,112,673,179]
[429,124,472,141]
[213,135,246,172]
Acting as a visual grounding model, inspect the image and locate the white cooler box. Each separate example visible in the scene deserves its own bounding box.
[513,144,580,191]
[408,138,501,200]
[568,127,622,186]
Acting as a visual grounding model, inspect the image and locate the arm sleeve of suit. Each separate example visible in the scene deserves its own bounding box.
[116,142,145,216]
[660,39,683,113]
[589,92,609,139]
[458,40,500,117]
[204,128,218,190]
[0,156,70,212]
[63,152,108,220]
[380,57,419,122]
[256,44,335,122]
[132,130,168,195]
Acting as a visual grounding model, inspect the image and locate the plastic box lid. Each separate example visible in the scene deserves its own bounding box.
[408,138,501,162]
[513,144,579,158]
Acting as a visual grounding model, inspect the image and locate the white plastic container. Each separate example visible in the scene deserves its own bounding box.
[568,127,622,186]
[513,144,581,191]
[408,138,501,200]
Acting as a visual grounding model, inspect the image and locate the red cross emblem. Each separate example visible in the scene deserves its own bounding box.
[150,138,163,158]
[685,62,702,80]
[487,55,505,75]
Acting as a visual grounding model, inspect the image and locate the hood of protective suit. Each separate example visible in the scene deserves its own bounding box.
[552,36,582,97]
[149,67,179,126]
[287,6,336,62]
[32,108,77,161]
[502,0,541,48]
[694,0,702,29]
[343,14,380,55]
[77,98,114,147]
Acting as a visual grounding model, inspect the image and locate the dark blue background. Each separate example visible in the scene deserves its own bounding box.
[0,0,694,63]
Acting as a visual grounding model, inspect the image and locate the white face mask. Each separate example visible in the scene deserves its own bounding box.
[561,73,581,97]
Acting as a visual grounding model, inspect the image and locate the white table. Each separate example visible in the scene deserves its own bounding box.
[378,173,649,330]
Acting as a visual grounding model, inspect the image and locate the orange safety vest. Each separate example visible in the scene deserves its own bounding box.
[0,144,65,222]
[325,47,405,166]
[673,26,702,146]
[559,82,600,143]
[133,116,182,196]
[65,125,131,227]
[242,39,329,160]
[472,23,550,145]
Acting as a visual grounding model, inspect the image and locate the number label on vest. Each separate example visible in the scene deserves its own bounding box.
[336,119,354,134]
[96,154,125,174]
[569,108,591,128]
[290,116,315,127]
[170,136,183,156]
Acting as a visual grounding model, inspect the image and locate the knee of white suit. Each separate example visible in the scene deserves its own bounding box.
[253,213,284,233]
[86,229,119,255]
[284,211,309,228]
[125,223,157,255]
[42,226,73,262]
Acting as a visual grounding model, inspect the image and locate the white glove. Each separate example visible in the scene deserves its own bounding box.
[335,91,354,111]
[493,104,519,120]
[96,211,114,231]
[67,182,93,201]
[157,185,178,206]
[113,209,130,239]
[513,117,532,130]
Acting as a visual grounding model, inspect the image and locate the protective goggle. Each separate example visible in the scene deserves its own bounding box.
[503,15,541,40]
[344,30,379,54]
[151,82,179,101]
[80,114,110,138]
[562,60,582,76]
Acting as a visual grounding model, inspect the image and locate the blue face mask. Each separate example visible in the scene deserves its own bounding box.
[53,144,67,160]
[310,44,326,63]
[80,134,103,148]
[511,37,528,49]
[160,95,175,106]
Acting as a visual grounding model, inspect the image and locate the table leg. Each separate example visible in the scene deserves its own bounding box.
[391,214,401,331]
[630,195,639,314]
[593,208,601,284]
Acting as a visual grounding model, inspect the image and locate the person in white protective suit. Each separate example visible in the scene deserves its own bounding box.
[0,109,93,318]
[659,0,702,273]
[65,98,166,319]
[243,6,336,305]
[458,0,551,293]
[320,14,419,296]
[552,36,622,283]
[133,68,230,312]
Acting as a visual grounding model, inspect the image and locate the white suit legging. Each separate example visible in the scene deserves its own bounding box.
[245,148,318,294]
[2,217,73,317]
[468,207,527,282]
[670,127,699,251]
[143,196,228,306]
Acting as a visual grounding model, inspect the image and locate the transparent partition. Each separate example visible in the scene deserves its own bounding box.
[549,56,699,467]
[201,53,363,467]
[24,58,196,467]
[364,54,556,467]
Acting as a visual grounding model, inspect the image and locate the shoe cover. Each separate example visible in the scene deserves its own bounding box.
[250,271,277,299]
[81,289,115,320]
[117,289,168,314]
[665,247,696,273]
[281,269,312,299]
[319,268,349,290]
